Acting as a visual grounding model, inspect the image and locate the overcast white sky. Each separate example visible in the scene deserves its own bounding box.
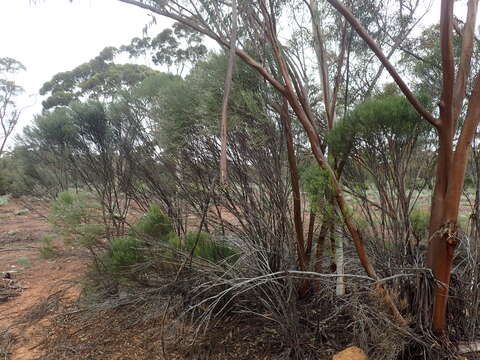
[0,0,168,137]
[0,0,473,147]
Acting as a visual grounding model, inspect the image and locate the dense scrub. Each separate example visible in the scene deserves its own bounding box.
[3,2,480,357]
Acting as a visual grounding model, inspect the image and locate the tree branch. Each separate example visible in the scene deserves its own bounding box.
[453,0,479,121]
[439,0,455,128]
[325,0,439,128]
[219,0,238,185]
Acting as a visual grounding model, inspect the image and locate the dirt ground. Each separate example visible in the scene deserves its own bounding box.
[0,197,86,360]
[0,198,273,360]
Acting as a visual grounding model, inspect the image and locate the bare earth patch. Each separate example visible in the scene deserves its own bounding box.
[0,198,86,360]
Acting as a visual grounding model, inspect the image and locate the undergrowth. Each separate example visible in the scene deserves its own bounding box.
[43,190,478,360]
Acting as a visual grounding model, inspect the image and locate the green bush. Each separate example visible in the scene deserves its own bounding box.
[132,204,173,240]
[0,155,30,196]
[49,190,104,247]
[39,234,60,259]
[0,172,8,196]
[299,160,335,217]
[104,235,144,274]
[17,256,30,267]
[181,231,237,263]
[410,208,430,242]
[0,194,10,206]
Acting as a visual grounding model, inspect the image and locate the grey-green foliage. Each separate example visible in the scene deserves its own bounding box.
[326,90,433,193]
[0,194,10,206]
[327,92,431,160]
[145,53,267,152]
[132,205,237,264]
[0,57,26,156]
[23,107,77,150]
[17,98,143,199]
[300,160,335,217]
[0,152,32,196]
[39,47,159,110]
[136,72,197,152]
[410,208,430,242]
[39,234,60,259]
[400,24,480,102]
[103,235,144,274]
[16,256,30,267]
[15,108,79,196]
[327,90,434,244]
[131,204,174,241]
[170,231,238,264]
[49,190,104,248]
[121,22,208,74]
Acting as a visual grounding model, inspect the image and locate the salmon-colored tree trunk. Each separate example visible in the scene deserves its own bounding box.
[326,0,480,336]
[273,100,307,271]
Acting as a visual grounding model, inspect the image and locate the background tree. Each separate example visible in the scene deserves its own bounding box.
[0,57,25,156]
[39,47,158,110]
[121,22,208,75]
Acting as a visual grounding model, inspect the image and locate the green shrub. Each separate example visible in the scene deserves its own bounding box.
[181,231,237,263]
[49,190,104,247]
[0,194,10,206]
[299,160,335,216]
[132,204,173,240]
[17,256,30,267]
[39,234,60,259]
[0,172,7,195]
[104,236,143,274]
[0,157,31,197]
[410,208,430,241]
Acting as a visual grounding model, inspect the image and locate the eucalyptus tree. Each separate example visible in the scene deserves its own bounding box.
[17,107,78,196]
[40,47,158,110]
[120,22,208,75]
[0,57,25,157]
[327,0,480,337]
[401,24,480,236]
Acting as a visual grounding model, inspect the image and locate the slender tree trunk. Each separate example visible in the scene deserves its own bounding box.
[335,228,345,296]
[306,209,316,259]
[219,0,237,185]
[276,100,307,271]
[315,221,329,290]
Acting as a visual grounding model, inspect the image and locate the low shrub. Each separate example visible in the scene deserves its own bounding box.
[181,231,237,263]
[410,208,430,242]
[16,256,30,267]
[132,204,173,241]
[39,234,60,259]
[103,235,144,274]
[0,194,10,206]
[49,190,104,248]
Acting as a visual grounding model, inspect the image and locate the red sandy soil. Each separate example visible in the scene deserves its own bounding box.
[0,197,86,360]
